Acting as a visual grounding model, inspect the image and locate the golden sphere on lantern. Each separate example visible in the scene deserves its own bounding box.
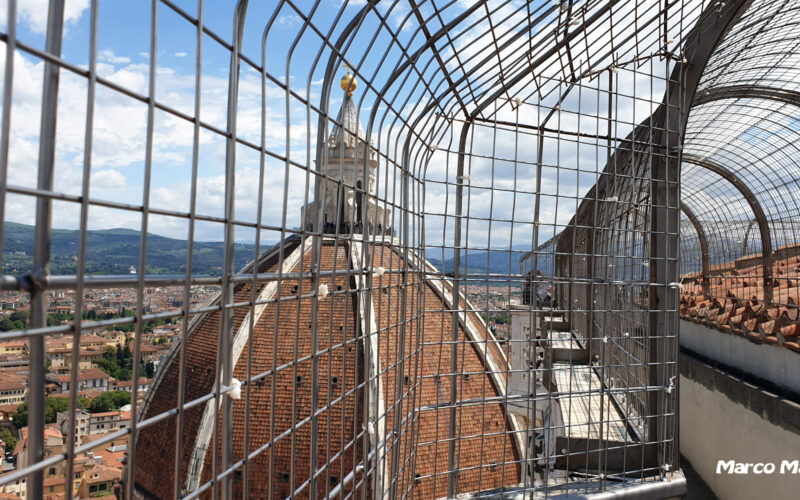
[340,71,357,96]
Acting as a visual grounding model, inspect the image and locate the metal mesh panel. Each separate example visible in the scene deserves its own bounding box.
[0,0,772,499]
[679,0,800,332]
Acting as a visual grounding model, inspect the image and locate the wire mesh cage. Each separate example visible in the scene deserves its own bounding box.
[1,0,796,499]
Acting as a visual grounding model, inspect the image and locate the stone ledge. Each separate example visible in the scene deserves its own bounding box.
[680,349,800,436]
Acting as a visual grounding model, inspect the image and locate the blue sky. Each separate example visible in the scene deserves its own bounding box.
[2,0,456,244]
[1,0,691,252]
[3,0,335,243]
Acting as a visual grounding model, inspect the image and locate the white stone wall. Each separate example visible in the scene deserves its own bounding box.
[508,307,539,401]
[681,319,800,393]
[680,375,800,499]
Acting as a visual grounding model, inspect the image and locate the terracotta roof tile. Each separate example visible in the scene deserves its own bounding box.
[54,368,109,383]
[43,475,65,487]
[84,464,121,484]
[680,251,800,355]
[0,373,26,391]
[136,238,519,499]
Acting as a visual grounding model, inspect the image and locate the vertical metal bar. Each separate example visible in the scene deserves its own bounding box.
[448,121,471,499]
[671,49,688,479]
[528,112,545,490]
[64,2,98,499]
[479,102,496,493]
[286,18,306,500]
[598,66,615,481]
[281,5,324,497]
[389,138,414,500]
[28,2,64,499]
[219,2,249,498]
[174,0,204,496]
[649,0,754,468]
[455,120,475,498]
[241,5,280,499]
[0,0,16,269]
[648,45,675,470]
[260,6,286,499]
[125,1,157,498]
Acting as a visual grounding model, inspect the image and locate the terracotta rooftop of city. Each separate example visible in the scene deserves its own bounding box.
[0,373,26,391]
[53,368,110,383]
[680,245,800,354]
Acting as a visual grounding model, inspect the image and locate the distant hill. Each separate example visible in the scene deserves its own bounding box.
[2,222,257,276]
[425,247,551,284]
[1,222,555,280]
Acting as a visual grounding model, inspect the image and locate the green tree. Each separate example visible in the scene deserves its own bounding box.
[109,390,131,408]
[9,310,28,326]
[120,344,132,366]
[13,397,73,428]
[12,403,27,428]
[493,313,511,324]
[0,428,17,452]
[88,391,131,413]
[88,395,113,413]
[94,346,121,379]
[143,318,165,334]
[0,317,16,332]
[44,397,70,423]
[47,313,73,326]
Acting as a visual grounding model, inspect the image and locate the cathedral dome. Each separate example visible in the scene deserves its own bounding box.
[134,72,522,499]
[134,237,521,499]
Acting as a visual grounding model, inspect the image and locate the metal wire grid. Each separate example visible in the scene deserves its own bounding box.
[697,0,800,93]
[678,0,800,311]
[0,0,766,499]
[680,165,763,265]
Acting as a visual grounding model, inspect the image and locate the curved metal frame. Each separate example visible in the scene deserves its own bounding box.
[743,218,758,257]
[680,105,800,243]
[693,84,800,108]
[682,153,773,302]
[649,0,754,460]
[9,0,800,498]
[547,0,755,469]
[696,0,800,99]
[680,202,711,298]
[680,172,756,268]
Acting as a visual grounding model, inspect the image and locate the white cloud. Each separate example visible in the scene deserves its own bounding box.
[1,41,315,239]
[99,49,131,65]
[0,0,89,35]
[0,0,710,250]
[91,169,127,189]
[277,14,301,26]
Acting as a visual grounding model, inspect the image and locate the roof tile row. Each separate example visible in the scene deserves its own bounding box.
[680,252,800,354]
